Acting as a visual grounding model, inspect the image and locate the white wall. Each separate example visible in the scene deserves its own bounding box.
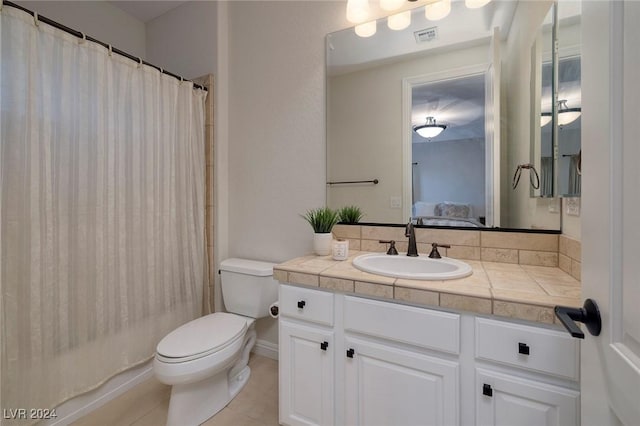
[145,1,217,80]
[15,1,146,58]
[222,1,346,345]
[226,1,346,262]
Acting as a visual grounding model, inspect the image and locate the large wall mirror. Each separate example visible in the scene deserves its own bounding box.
[326,0,578,231]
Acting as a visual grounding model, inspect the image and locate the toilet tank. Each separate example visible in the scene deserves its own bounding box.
[219,258,279,318]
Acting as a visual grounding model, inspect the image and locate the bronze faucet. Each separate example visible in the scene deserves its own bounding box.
[405,222,418,257]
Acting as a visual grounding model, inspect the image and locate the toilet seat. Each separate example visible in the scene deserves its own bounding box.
[156,313,247,363]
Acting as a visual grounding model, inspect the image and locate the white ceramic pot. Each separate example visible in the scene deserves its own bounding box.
[313,232,333,256]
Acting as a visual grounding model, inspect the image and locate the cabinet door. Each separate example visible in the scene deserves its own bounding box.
[279,320,334,426]
[344,336,459,426]
[476,368,579,426]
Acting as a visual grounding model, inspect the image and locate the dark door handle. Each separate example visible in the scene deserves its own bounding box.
[518,342,530,355]
[297,300,306,309]
[320,341,328,351]
[554,298,601,339]
[346,348,355,358]
[483,383,493,397]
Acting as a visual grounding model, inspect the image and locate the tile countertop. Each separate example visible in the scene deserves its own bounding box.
[273,251,582,326]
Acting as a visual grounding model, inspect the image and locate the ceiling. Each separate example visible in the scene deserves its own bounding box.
[109,1,187,23]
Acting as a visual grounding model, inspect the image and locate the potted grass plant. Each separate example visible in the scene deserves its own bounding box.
[338,205,364,224]
[301,207,339,255]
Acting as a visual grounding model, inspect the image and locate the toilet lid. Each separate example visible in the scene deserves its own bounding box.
[157,313,247,359]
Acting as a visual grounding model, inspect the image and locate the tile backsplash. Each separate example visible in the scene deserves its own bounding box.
[332,225,579,277]
[559,234,581,281]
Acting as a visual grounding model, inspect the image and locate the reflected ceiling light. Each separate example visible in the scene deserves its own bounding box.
[347,0,370,24]
[388,10,411,30]
[465,0,492,9]
[425,0,451,21]
[380,0,404,11]
[557,100,581,126]
[355,21,377,37]
[540,100,581,127]
[414,117,447,139]
[540,113,552,127]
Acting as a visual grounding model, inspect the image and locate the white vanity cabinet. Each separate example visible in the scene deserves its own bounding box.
[277,284,580,426]
[473,318,580,426]
[343,296,461,426]
[279,285,336,426]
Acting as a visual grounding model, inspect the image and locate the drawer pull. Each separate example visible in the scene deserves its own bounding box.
[320,341,328,351]
[346,348,355,358]
[518,342,530,355]
[297,300,306,309]
[482,383,493,397]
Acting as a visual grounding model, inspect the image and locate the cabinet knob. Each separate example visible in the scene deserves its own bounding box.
[320,341,328,351]
[482,383,493,397]
[297,300,306,309]
[346,348,355,358]
[518,342,530,355]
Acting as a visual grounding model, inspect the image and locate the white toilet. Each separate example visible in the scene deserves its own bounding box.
[153,258,279,426]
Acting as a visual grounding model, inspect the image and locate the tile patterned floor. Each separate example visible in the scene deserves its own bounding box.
[71,354,279,426]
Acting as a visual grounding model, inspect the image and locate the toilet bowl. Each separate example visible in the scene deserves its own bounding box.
[153,258,278,426]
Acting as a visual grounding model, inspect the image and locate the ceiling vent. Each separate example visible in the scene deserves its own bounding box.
[414,27,438,43]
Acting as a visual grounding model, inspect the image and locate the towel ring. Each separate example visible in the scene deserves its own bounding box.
[512,163,540,190]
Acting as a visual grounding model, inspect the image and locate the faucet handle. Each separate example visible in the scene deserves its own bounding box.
[379,240,399,255]
[428,243,451,259]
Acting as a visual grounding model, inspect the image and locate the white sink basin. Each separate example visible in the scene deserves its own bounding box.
[352,253,472,281]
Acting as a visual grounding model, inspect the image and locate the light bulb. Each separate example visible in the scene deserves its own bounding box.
[355,21,377,37]
[465,0,491,9]
[388,10,411,31]
[425,0,451,21]
[380,0,404,11]
[347,0,370,24]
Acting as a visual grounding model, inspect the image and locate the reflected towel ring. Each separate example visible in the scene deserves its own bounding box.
[512,163,540,190]
[576,150,582,176]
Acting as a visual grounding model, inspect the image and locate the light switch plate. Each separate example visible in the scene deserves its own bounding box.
[390,196,402,209]
[566,197,581,216]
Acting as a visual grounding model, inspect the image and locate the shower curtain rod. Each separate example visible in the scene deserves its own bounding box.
[2,0,208,92]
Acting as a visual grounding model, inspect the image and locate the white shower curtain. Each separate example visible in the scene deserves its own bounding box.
[1,6,206,416]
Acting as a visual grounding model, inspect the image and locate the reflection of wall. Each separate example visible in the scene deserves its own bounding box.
[328,43,488,223]
[503,0,559,230]
[413,139,485,219]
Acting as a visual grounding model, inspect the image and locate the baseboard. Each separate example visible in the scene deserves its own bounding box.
[44,361,154,426]
[252,338,278,360]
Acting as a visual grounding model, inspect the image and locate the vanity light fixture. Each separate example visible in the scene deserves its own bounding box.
[347,0,371,24]
[465,0,492,9]
[414,116,447,139]
[380,0,404,11]
[388,10,411,30]
[425,0,451,21]
[355,20,377,37]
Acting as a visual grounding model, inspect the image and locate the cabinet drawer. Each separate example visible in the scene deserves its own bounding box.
[475,317,579,380]
[279,285,334,326]
[344,296,460,354]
